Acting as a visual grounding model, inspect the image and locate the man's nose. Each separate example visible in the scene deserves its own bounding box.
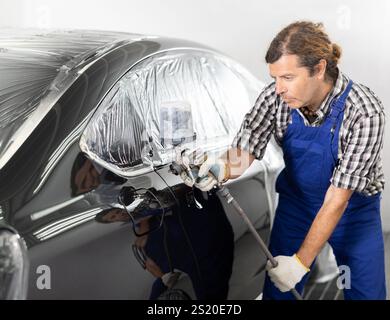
[275,81,286,95]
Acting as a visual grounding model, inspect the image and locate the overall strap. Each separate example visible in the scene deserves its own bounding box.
[329,80,353,118]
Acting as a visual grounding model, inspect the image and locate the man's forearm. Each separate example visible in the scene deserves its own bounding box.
[220,147,255,179]
[296,185,353,268]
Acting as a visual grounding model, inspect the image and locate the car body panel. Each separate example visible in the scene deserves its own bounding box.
[0,30,282,299]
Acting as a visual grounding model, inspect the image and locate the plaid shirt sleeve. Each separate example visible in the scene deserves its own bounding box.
[232,82,277,160]
[331,109,385,193]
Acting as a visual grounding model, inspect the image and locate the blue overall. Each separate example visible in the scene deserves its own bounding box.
[263,81,387,300]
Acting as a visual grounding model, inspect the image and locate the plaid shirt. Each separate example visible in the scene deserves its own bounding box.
[232,70,385,196]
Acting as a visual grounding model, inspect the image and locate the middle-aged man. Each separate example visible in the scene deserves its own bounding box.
[185,21,386,299]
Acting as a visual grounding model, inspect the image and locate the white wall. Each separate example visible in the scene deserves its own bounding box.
[1,0,390,230]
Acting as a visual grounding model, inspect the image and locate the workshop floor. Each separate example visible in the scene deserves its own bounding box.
[302,232,390,300]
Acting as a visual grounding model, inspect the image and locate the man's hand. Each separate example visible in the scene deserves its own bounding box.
[174,148,206,187]
[195,157,229,191]
[174,147,255,191]
[179,168,199,188]
[266,254,310,292]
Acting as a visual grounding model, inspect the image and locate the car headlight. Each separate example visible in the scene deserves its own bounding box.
[0,228,29,300]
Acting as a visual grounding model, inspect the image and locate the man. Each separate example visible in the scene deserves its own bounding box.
[188,21,387,299]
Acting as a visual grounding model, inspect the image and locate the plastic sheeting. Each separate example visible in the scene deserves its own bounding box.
[0,29,138,165]
[80,50,262,176]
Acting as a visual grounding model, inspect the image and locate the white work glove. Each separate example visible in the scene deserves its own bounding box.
[175,148,206,188]
[266,254,310,293]
[195,157,229,192]
[179,167,199,188]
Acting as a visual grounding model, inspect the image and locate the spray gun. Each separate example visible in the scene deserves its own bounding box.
[169,148,207,184]
[169,148,208,209]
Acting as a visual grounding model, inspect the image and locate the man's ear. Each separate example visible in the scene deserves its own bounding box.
[314,59,327,80]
